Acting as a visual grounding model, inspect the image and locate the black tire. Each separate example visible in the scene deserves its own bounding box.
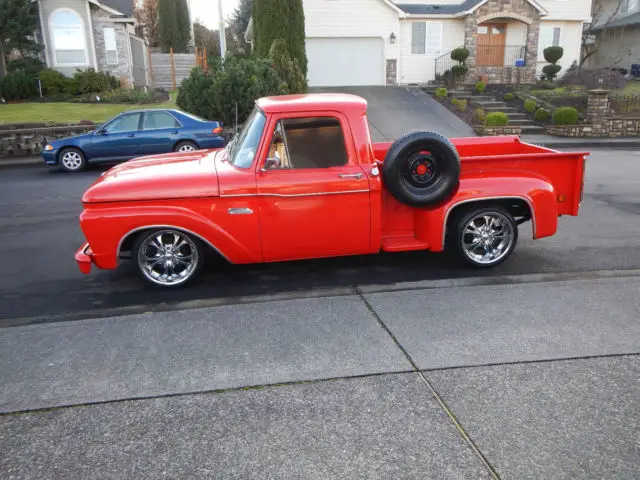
[451,205,518,268]
[382,131,460,207]
[132,228,205,287]
[174,140,199,153]
[58,147,87,172]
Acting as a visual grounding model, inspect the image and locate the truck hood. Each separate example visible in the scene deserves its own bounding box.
[82,149,221,204]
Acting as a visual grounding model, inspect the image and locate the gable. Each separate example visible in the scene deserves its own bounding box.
[100,0,133,17]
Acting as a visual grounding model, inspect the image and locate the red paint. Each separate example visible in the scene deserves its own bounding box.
[76,94,589,275]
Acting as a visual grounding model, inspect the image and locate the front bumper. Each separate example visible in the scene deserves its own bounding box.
[75,243,94,274]
[42,148,59,165]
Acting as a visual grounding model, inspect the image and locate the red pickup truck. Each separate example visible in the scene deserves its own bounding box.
[76,93,588,288]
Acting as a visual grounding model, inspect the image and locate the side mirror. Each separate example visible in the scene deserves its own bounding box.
[94,129,106,136]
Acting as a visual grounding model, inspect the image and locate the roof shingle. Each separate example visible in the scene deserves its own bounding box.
[394,1,484,15]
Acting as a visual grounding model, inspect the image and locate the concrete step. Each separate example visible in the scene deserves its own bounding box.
[484,106,517,112]
[507,119,539,126]
[519,125,546,134]
[505,112,528,118]
[472,101,509,108]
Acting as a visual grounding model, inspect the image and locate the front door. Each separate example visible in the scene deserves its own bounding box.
[87,112,143,160]
[477,23,506,66]
[256,114,372,262]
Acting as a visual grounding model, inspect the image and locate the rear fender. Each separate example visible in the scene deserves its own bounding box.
[414,175,558,251]
[80,205,259,269]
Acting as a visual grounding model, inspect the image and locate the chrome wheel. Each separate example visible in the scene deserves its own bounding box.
[461,212,515,265]
[137,230,200,286]
[61,151,83,170]
[178,143,196,152]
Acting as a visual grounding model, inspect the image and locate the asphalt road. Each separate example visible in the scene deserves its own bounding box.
[1,147,639,325]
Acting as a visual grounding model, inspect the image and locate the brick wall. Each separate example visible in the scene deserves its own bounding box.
[0,125,95,158]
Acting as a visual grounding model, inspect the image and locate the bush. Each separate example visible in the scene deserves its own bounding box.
[543,46,564,64]
[39,69,68,96]
[0,72,36,101]
[475,81,486,93]
[435,87,447,98]
[485,112,509,127]
[455,98,467,112]
[268,39,307,93]
[542,64,562,81]
[559,68,627,90]
[552,107,579,125]
[73,68,119,93]
[534,108,549,122]
[524,99,537,113]
[451,64,468,79]
[473,108,486,124]
[451,97,459,106]
[7,57,45,77]
[177,56,288,126]
[504,92,514,100]
[451,47,470,63]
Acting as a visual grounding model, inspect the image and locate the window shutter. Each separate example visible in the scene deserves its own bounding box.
[426,22,443,55]
[412,22,426,54]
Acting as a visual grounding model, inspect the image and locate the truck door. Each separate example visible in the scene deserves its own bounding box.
[256,113,372,262]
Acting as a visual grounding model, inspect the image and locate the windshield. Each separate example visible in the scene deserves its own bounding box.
[230,108,267,168]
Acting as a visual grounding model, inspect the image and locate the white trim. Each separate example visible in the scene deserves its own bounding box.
[380,0,407,17]
[85,1,97,68]
[48,8,90,67]
[37,0,51,67]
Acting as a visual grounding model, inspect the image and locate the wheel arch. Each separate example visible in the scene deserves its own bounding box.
[173,138,200,150]
[57,144,88,161]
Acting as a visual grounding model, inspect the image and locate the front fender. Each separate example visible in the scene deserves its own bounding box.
[80,204,260,269]
[415,174,558,252]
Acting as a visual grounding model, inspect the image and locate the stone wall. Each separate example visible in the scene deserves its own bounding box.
[474,125,523,136]
[547,118,640,137]
[91,5,132,86]
[0,125,95,158]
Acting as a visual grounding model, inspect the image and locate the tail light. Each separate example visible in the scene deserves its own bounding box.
[212,126,223,134]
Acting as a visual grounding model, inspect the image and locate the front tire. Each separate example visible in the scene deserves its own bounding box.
[174,140,198,153]
[58,147,86,172]
[452,206,518,268]
[133,229,204,287]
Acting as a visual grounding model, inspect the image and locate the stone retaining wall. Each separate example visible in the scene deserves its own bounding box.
[0,125,95,158]
[474,125,522,136]
[547,117,640,137]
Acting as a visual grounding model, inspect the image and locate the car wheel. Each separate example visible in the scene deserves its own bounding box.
[133,229,204,287]
[58,148,86,172]
[382,131,460,207]
[452,206,518,268]
[174,141,198,153]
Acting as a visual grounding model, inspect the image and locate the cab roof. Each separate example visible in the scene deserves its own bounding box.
[256,93,368,115]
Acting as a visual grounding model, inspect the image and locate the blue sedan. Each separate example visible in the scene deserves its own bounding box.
[42,109,226,172]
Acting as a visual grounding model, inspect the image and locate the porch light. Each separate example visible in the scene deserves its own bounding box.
[389,32,396,44]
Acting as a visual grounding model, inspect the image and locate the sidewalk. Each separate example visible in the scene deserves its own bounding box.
[1,276,639,478]
[520,134,640,148]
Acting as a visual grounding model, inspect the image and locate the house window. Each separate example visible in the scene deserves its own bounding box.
[412,22,442,55]
[49,9,88,66]
[104,27,118,65]
[538,25,561,60]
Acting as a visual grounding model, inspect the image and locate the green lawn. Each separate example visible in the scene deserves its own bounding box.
[0,91,178,126]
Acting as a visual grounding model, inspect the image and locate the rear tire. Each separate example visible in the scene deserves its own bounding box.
[58,147,86,172]
[132,229,204,287]
[174,140,198,153]
[452,206,518,268]
[382,131,460,207]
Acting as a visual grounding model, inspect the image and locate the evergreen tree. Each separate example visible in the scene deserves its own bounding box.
[253,0,307,75]
[0,0,40,75]
[158,0,191,53]
[229,0,253,52]
[175,0,191,52]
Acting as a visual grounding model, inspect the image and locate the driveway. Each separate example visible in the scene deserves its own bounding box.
[309,85,476,141]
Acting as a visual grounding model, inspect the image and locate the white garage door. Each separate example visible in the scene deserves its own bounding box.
[306,37,385,87]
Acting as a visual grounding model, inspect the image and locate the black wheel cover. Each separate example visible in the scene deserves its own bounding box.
[382,131,461,207]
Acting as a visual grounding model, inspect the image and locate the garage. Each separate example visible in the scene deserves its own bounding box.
[305,37,385,87]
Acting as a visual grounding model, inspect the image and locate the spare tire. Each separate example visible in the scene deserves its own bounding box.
[382,130,461,207]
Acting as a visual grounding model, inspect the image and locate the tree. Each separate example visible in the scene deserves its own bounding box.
[134,0,160,48]
[194,19,237,58]
[158,0,191,53]
[229,0,253,53]
[0,0,40,76]
[252,0,307,75]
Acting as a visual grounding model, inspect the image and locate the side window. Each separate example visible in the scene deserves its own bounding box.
[105,113,141,133]
[265,116,348,170]
[143,112,181,130]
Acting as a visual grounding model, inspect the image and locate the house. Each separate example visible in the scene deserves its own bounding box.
[584,0,640,74]
[33,0,149,87]
[246,0,593,86]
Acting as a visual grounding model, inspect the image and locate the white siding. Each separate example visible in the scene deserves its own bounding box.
[399,18,465,83]
[536,20,584,75]
[536,0,592,21]
[303,0,400,59]
[392,0,461,3]
[505,21,527,44]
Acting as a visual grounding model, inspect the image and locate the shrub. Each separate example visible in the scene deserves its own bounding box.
[451,97,459,106]
[542,64,562,81]
[504,92,514,100]
[473,108,486,124]
[485,112,509,127]
[524,99,537,113]
[475,81,486,93]
[268,38,307,93]
[435,87,447,98]
[0,72,36,101]
[7,57,45,78]
[39,69,68,96]
[455,98,467,112]
[552,107,579,125]
[451,64,468,79]
[73,68,119,93]
[543,46,564,64]
[450,47,470,63]
[177,57,288,126]
[78,88,164,104]
[534,108,549,122]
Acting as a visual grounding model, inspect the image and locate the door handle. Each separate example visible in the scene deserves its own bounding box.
[228,207,253,215]
[127,133,135,137]
[339,173,363,179]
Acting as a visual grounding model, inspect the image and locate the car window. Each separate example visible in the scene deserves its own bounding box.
[230,107,267,169]
[143,112,181,130]
[265,117,348,170]
[105,113,141,133]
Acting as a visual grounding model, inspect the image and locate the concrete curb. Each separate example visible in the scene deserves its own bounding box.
[0,156,43,168]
